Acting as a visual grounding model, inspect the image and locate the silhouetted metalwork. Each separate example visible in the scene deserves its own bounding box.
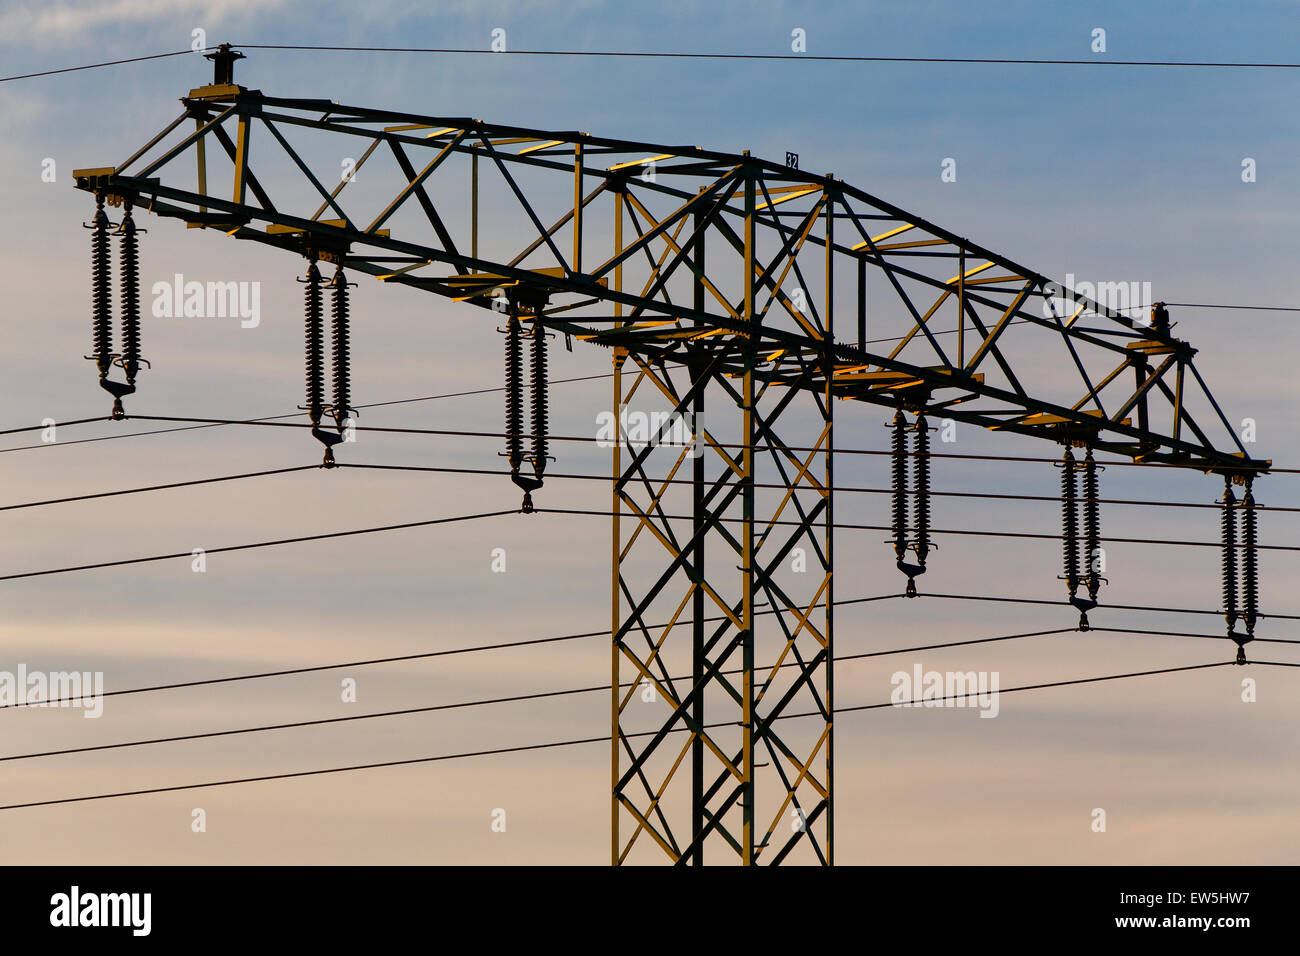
[329,264,354,431]
[889,406,932,597]
[72,46,1269,865]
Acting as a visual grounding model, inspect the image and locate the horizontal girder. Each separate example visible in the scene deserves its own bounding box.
[73,81,1267,473]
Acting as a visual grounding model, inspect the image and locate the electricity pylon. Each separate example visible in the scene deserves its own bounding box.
[73,46,1267,865]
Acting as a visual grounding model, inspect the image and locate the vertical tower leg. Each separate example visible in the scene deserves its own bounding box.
[690,200,707,866]
[609,350,834,865]
[610,168,834,866]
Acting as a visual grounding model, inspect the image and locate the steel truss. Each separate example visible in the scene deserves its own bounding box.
[72,49,1268,865]
[611,328,834,865]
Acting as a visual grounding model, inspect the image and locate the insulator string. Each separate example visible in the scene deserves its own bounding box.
[117,200,141,386]
[1061,447,1079,599]
[505,307,523,475]
[1083,447,1101,603]
[890,407,908,563]
[304,260,324,426]
[1222,476,1238,635]
[330,264,351,430]
[530,314,548,481]
[89,193,114,379]
[1242,476,1258,638]
[913,412,930,568]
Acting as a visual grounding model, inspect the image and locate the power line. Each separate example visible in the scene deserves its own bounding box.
[0,416,109,437]
[124,413,600,441]
[118,414,1299,475]
[10,45,1300,89]
[7,455,1291,519]
[11,416,1296,476]
[2,501,1294,589]
[0,465,316,513]
[0,374,612,458]
[87,413,1293,478]
[826,660,1239,716]
[0,508,515,584]
[5,402,1292,475]
[13,40,1294,850]
[26,628,1296,765]
[1092,626,1300,644]
[344,462,1300,514]
[233,44,1300,70]
[0,658,1245,811]
[537,506,1300,553]
[0,49,197,84]
[0,593,904,711]
[0,735,612,812]
[1,684,605,763]
[856,301,1300,356]
[11,603,1293,715]
[357,374,612,408]
[0,625,1081,762]
[920,591,1300,622]
[1121,302,1300,314]
[0,419,244,456]
[7,301,1285,464]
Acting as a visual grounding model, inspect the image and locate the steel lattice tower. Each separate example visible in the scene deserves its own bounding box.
[73,47,1268,864]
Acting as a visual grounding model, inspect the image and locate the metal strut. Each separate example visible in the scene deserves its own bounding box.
[889,406,932,597]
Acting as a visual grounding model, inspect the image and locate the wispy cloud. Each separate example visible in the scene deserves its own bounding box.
[0,0,282,43]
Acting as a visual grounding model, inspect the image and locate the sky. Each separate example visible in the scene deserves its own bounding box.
[0,0,1298,865]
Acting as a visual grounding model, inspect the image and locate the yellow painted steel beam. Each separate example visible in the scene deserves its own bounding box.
[998,408,1132,428]
[945,260,996,285]
[608,153,674,171]
[375,260,432,280]
[232,114,251,206]
[755,185,821,210]
[850,222,914,250]
[1126,340,1179,356]
[519,139,565,155]
[873,238,949,252]
[266,220,390,237]
[186,82,240,101]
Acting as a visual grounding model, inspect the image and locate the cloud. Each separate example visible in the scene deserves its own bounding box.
[0,0,281,42]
